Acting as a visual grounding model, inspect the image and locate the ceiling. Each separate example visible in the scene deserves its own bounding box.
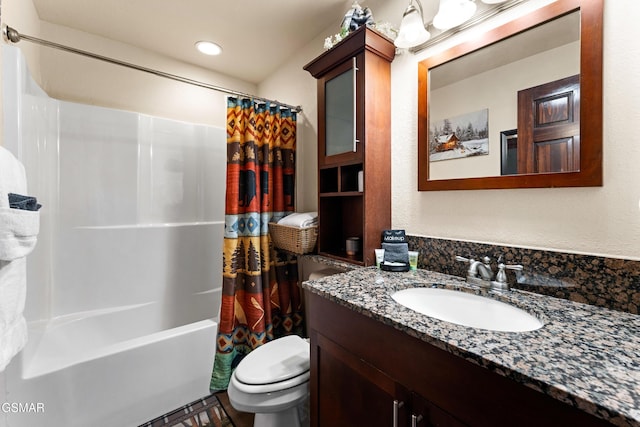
[31,0,390,85]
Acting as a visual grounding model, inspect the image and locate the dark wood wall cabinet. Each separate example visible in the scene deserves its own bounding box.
[304,27,394,266]
[305,291,612,427]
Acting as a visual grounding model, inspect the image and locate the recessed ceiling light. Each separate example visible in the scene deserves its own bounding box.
[195,41,222,56]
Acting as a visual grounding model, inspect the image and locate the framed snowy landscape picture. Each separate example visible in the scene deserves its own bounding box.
[429,108,489,162]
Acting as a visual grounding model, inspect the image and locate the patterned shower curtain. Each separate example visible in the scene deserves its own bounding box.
[211,98,304,390]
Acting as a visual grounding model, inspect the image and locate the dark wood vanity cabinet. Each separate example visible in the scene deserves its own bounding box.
[304,27,394,266]
[305,290,613,427]
[315,332,411,426]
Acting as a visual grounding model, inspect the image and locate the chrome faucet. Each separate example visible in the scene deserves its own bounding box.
[455,255,523,291]
[470,258,493,280]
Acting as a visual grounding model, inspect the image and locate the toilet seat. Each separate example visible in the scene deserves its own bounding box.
[232,369,310,394]
[232,335,310,394]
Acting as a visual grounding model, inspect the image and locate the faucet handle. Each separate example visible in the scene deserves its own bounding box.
[456,255,478,277]
[491,263,512,290]
[493,263,523,290]
[496,263,523,280]
[495,263,507,283]
[456,256,478,270]
[496,263,524,283]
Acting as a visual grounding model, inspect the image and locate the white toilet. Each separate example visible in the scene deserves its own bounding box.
[227,335,310,427]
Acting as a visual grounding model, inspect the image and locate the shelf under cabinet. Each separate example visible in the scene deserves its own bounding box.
[319,191,363,198]
[318,251,365,266]
[318,195,363,264]
[319,163,363,194]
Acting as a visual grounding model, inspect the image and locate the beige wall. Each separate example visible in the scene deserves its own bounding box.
[390,0,640,261]
[258,44,320,213]
[267,0,640,261]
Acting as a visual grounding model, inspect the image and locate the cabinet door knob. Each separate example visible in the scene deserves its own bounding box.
[411,414,424,427]
[393,400,404,427]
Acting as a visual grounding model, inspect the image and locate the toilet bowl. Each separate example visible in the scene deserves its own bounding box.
[227,335,310,427]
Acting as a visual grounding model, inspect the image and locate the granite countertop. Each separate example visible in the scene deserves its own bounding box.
[302,267,640,427]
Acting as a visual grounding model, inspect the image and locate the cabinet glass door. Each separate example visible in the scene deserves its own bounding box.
[325,59,356,157]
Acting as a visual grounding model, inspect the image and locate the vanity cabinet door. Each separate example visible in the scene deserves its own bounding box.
[310,330,466,427]
[311,332,410,427]
[411,393,468,427]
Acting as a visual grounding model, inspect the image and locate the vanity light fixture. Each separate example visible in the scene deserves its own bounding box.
[394,0,431,49]
[195,40,222,56]
[432,0,477,30]
[396,0,490,48]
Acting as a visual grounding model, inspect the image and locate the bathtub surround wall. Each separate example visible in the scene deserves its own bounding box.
[2,46,224,427]
[407,235,640,314]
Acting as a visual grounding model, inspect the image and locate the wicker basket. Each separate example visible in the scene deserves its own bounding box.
[269,222,318,254]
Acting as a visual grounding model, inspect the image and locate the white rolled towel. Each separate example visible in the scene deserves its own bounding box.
[0,146,38,371]
[0,208,39,261]
[277,212,318,228]
[0,147,39,260]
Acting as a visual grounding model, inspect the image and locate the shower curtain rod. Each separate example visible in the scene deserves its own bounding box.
[2,25,302,113]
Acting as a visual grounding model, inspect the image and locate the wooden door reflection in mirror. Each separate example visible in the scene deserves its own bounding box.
[517,74,580,174]
[417,0,602,191]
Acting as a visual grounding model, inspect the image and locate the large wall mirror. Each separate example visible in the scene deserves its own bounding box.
[418,0,603,191]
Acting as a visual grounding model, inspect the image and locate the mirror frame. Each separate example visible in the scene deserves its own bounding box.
[417,0,603,191]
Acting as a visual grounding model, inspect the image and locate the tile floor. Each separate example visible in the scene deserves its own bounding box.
[216,391,254,427]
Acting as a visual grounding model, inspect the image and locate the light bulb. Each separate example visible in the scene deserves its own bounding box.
[395,6,431,49]
[433,0,477,30]
[195,41,223,56]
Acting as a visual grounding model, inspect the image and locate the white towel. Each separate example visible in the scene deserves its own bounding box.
[0,208,39,261]
[0,146,38,371]
[277,212,318,228]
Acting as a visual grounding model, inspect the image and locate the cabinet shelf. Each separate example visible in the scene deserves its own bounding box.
[319,164,363,194]
[318,251,365,266]
[319,191,363,197]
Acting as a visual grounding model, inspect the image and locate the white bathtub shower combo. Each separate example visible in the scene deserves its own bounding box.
[1,46,224,426]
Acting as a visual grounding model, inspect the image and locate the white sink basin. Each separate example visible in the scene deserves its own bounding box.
[391,287,543,332]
